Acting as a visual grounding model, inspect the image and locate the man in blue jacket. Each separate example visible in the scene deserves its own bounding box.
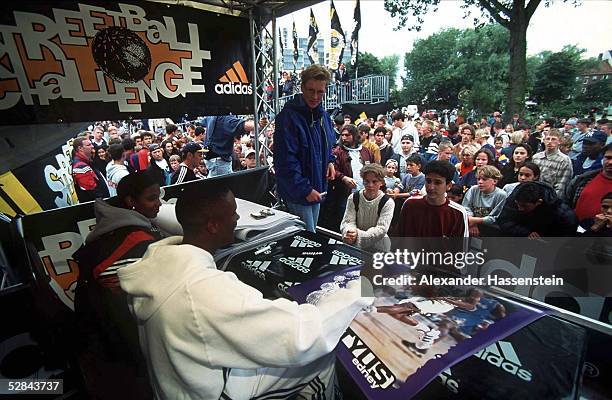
[274,65,336,232]
[204,116,255,177]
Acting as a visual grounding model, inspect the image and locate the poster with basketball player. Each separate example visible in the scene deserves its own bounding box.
[289,267,546,399]
[0,1,252,125]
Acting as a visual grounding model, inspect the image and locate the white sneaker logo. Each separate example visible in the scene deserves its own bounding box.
[329,249,362,265]
[290,235,321,248]
[474,341,532,382]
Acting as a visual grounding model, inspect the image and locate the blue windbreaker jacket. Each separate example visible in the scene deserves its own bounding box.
[274,95,336,205]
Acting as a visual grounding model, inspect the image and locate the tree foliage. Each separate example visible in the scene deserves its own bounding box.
[399,25,510,112]
[532,45,585,105]
[346,52,400,89]
[383,0,581,117]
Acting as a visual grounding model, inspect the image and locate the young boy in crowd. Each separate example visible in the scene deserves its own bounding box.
[398,160,468,237]
[580,192,612,236]
[498,181,578,237]
[341,164,395,251]
[396,154,425,199]
[447,184,465,204]
[462,165,507,236]
[384,159,403,194]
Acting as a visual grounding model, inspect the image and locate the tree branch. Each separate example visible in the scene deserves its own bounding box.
[525,0,542,21]
[488,0,512,18]
[478,0,510,27]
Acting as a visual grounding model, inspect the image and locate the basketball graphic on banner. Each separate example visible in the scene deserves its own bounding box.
[92,27,152,83]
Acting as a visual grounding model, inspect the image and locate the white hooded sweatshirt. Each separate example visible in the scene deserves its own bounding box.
[118,236,372,400]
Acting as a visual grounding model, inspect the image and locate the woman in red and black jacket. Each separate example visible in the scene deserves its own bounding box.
[73,172,164,399]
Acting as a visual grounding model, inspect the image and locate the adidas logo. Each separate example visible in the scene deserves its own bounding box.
[215,61,253,95]
[474,341,532,382]
[290,235,321,248]
[438,368,459,394]
[241,260,271,280]
[329,249,362,266]
[328,238,341,244]
[279,257,314,273]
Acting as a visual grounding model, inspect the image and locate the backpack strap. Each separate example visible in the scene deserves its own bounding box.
[377,194,390,217]
[353,192,390,226]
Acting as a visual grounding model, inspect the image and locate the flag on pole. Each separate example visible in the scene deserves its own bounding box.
[350,0,361,66]
[292,20,299,72]
[279,27,284,62]
[307,8,320,65]
[329,0,345,71]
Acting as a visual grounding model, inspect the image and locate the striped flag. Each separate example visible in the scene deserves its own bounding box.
[329,0,345,71]
[307,8,320,65]
[350,0,361,66]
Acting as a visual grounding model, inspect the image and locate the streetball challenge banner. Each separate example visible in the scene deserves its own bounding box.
[0,139,77,217]
[289,267,546,399]
[0,1,252,125]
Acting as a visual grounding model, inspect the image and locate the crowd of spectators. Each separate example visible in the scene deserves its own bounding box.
[68,104,611,245]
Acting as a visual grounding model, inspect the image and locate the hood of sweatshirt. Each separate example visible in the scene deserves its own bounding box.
[86,199,154,243]
[283,94,324,123]
[118,236,222,321]
[106,162,129,182]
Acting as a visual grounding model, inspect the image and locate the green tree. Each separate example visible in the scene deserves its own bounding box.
[384,0,581,117]
[346,52,400,89]
[532,45,584,105]
[576,79,612,109]
[399,25,510,112]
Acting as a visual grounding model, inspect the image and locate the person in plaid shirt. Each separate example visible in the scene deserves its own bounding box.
[533,128,573,198]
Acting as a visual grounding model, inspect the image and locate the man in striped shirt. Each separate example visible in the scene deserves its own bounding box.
[171,142,207,185]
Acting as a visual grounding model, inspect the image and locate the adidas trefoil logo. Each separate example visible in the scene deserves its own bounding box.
[215,61,253,95]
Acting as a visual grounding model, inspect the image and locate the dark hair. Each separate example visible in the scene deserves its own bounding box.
[509,143,533,170]
[334,114,344,125]
[448,184,464,198]
[176,184,232,234]
[108,144,125,161]
[515,182,542,204]
[141,131,153,139]
[341,124,359,145]
[474,148,496,166]
[393,112,405,121]
[493,122,503,129]
[423,160,455,184]
[108,137,122,145]
[358,124,371,135]
[166,124,178,135]
[72,137,86,154]
[374,127,387,135]
[603,143,612,154]
[195,126,205,137]
[188,124,196,130]
[519,161,540,180]
[343,114,352,120]
[407,154,422,166]
[122,138,135,151]
[116,172,157,207]
[603,192,612,201]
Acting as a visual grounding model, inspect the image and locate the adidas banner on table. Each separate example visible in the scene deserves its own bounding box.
[415,315,586,399]
[222,230,363,298]
[288,267,547,399]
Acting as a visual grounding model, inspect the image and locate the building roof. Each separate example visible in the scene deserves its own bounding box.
[582,60,612,76]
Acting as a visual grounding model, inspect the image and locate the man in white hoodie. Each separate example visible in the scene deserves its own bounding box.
[106,143,130,197]
[118,185,372,399]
